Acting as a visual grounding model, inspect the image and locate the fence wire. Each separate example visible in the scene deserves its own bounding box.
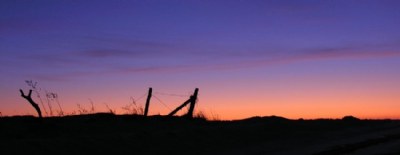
[152,95,172,111]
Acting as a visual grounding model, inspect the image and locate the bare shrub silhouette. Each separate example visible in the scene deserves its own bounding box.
[46,91,64,116]
[19,89,42,118]
[104,103,116,114]
[44,91,54,116]
[194,110,220,121]
[88,99,95,113]
[76,104,89,115]
[121,97,144,115]
[209,110,220,121]
[75,99,97,115]
[25,80,48,116]
[194,110,207,120]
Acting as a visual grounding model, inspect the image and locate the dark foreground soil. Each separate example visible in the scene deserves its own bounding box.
[1,113,400,155]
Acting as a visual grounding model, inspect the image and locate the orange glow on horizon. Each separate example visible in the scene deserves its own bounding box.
[2,57,399,120]
[3,97,400,120]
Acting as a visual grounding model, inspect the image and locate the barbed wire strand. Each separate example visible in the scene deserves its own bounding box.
[154,91,189,98]
[152,95,172,111]
[133,93,148,103]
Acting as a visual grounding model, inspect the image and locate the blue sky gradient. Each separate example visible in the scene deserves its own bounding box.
[1,0,400,119]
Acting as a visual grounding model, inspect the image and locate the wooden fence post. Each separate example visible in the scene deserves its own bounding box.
[186,88,198,118]
[167,98,192,116]
[167,88,199,118]
[144,87,152,116]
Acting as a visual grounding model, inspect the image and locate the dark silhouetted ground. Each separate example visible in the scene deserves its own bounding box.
[1,114,400,155]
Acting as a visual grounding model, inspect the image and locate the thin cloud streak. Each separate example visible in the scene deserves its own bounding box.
[11,35,400,81]
[29,48,400,82]
[79,49,140,58]
[112,48,400,74]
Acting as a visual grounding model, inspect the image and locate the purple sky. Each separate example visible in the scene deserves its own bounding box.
[1,0,400,119]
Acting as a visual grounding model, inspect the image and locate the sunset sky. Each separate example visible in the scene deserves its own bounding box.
[1,0,400,120]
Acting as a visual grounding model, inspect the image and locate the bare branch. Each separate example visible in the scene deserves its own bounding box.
[20,89,42,118]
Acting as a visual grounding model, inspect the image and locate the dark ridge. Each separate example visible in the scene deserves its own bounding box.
[342,115,361,121]
[1,114,400,155]
[240,115,290,122]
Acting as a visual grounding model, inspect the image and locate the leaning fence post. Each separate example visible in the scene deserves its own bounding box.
[186,88,198,118]
[144,87,152,116]
[167,98,191,116]
[167,88,199,118]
